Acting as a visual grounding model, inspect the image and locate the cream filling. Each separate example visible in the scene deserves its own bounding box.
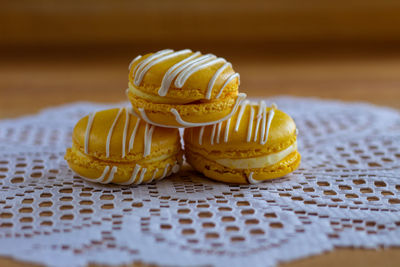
[129,83,194,104]
[215,142,297,169]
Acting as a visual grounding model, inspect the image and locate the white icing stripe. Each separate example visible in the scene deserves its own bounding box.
[247,106,255,142]
[147,168,158,184]
[159,52,202,96]
[128,118,141,151]
[134,49,191,87]
[253,101,265,142]
[160,163,170,179]
[235,100,250,132]
[260,102,267,145]
[128,55,142,71]
[133,49,173,86]
[215,73,240,98]
[122,108,130,158]
[262,108,275,145]
[210,124,216,145]
[247,172,262,184]
[90,166,110,183]
[199,126,205,145]
[224,118,231,143]
[175,54,221,88]
[216,122,223,144]
[118,164,141,185]
[84,112,96,154]
[106,108,123,158]
[135,168,147,185]
[101,166,118,184]
[143,124,155,157]
[206,62,231,99]
[137,93,246,128]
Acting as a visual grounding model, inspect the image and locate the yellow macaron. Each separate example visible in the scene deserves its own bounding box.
[183,100,300,184]
[127,49,247,128]
[65,107,183,184]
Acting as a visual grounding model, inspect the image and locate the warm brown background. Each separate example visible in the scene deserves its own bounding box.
[1,0,400,266]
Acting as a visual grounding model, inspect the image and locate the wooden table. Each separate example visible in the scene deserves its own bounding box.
[1,49,400,266]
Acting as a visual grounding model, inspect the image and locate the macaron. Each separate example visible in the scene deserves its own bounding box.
[65,107,183,185]
[127,49,247,128]
[183,101,300,184]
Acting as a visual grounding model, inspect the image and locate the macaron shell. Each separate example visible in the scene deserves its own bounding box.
[129,51,238,101]
[65,147,183,184]
[73,108,181,161]
[185,148,300,184]
[128,91,246,128]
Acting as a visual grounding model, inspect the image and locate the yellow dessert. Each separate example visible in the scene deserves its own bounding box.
[184,101,300,184]
[127,49,247,128]
[65,108,183,184]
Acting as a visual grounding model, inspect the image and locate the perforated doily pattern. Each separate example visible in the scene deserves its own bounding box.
[0,98,400,267]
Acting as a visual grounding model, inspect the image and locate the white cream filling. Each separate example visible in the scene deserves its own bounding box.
[215,142,297,169]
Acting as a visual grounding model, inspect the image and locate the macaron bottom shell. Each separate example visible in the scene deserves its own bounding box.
[65,147,183,184]
[185,149,301,184]
[127,90,246,128]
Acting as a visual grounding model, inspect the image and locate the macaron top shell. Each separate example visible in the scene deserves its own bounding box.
[73,108,181,162]
[184,101,297,157]
[128,49,239,103]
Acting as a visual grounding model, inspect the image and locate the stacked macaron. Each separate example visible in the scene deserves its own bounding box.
[65,49,300,185]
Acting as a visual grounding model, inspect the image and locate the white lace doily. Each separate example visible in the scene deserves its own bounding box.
[0,97,399,267]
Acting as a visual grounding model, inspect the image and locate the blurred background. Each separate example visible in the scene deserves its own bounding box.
[1,0,400,118]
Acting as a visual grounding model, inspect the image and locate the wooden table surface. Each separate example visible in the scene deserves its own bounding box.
[1,49,400,266]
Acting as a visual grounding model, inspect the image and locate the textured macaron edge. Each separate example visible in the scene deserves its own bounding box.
[185,148,301,184]
[128,91,244,127]
[72,135,182,163]
[65,148,183,184]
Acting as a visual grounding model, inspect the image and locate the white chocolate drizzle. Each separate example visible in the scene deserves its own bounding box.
[128,117,141,151]
[135,168,147,185]
[130,49,239,99]
[122,108,130,158]
[128,55,142,71]
[90,166,110,183]
[143,123,155,157]
[210,124,216,145]
[215,73,240,98]
[84,166,118,184]
[174,54,225,88]
[136,93,246,128]
[201,100,277,145]
[158,52,201,96]
[247,106,255,142]
[106,108,123,158]
[119,164,141,185]
[101,166,118,184]
[84,112,96,154]
[198,126,205,145]
[132,49,173,85]
[247,172,262,184]
[234,100,250,132]
[224,118,231,142]
[134,49,191,87]
[216,122,223,144]
[147,168,159,184]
